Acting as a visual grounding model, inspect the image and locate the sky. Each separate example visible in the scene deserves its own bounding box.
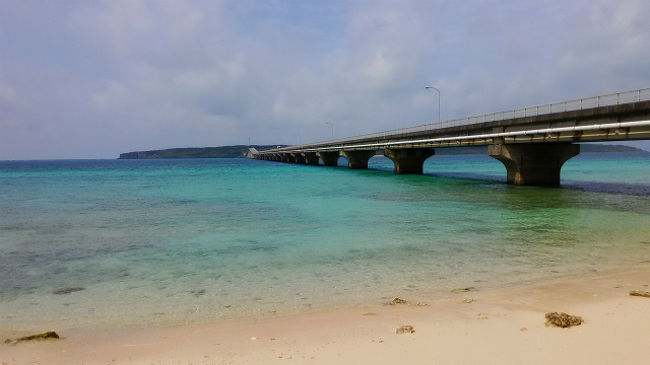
[1,0,649,159]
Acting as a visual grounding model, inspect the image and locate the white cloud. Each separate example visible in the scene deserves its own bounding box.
[0,0,649,158]
[0,83,17,110]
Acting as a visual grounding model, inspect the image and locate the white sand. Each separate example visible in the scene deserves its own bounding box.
[1,264,649,364]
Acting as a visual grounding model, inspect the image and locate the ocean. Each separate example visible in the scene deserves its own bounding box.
[1,152,649,330]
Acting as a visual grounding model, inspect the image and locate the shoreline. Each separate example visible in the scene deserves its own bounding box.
[1,259,644,332]
[2,263,648,364]
[6,256,645,333]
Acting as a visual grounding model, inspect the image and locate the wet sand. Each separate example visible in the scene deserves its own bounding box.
[2,264,649,364]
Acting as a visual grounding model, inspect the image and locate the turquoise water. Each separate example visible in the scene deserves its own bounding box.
[1,153,649,330]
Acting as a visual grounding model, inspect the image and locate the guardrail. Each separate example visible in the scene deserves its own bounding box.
[268,87,650,152]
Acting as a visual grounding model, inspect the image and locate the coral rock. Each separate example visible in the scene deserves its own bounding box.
[396,325,415,334]
[53,287,84,295]
[5,331,60,345]
[545,312,583,328]
[629,290,650,298]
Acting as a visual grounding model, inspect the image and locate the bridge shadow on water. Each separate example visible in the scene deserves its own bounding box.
[424,171,650,197]
[560,180,650,197]
[361,167,650,197]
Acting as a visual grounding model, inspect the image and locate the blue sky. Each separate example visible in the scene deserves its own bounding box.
[1,0,649,159]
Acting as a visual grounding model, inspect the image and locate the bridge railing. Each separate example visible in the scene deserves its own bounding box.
[276,88,650,151]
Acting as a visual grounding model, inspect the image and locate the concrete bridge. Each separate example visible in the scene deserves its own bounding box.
[254,88,650,185]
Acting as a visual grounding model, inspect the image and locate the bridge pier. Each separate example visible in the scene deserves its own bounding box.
[291,153,306,164]
[384,148,435,174]
[302,152,320,165]
[288,153,301,163]
[317,151,340,166]
[281,154,292,163]
[488,143,580,185]
[341,150,376,169]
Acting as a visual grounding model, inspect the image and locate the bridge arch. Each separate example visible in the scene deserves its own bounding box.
[340,149,377,169]
[384,148,435,174]
[317,151,340,166]
[488,143,579,185]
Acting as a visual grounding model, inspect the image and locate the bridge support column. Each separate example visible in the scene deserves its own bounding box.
[384,148,435,174]
[488,143,580,185]
[340,150,376,169]
[291,153,306,164]
[302,152,320,165]
[280,154,292,163]
[317,151,340,166]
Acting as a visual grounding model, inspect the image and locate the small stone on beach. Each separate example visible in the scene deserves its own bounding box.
[451,287,474,293]
[462,298,475,304]
[190,289,206,297]
[389,297,407,305]
[545,312,583,328]
[396,325,415,334]
[5,331,60,345]
[629,290,650,298]
[53,287,84,295]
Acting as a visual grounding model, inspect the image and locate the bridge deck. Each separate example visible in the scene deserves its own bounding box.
[254,88,650,186]
[261,88,650,153]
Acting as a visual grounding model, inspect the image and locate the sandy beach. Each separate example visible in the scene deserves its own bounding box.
[3,1,650,364]
[1,264,648,364]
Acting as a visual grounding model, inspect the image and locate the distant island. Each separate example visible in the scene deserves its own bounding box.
[119,143,645,159]
[119,145,286,159]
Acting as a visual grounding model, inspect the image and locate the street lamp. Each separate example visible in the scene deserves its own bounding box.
[425,86,441,124]
[325,122,334,139]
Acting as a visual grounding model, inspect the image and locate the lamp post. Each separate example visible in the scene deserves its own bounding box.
[425,86,441,124]
[325,122,334,139]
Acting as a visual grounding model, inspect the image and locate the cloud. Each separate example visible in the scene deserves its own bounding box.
[0,0,649,159]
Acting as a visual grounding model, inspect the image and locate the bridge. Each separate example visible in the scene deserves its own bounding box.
[253,88,650,185]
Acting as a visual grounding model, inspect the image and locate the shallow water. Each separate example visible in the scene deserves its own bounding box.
[1,152,649,329]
